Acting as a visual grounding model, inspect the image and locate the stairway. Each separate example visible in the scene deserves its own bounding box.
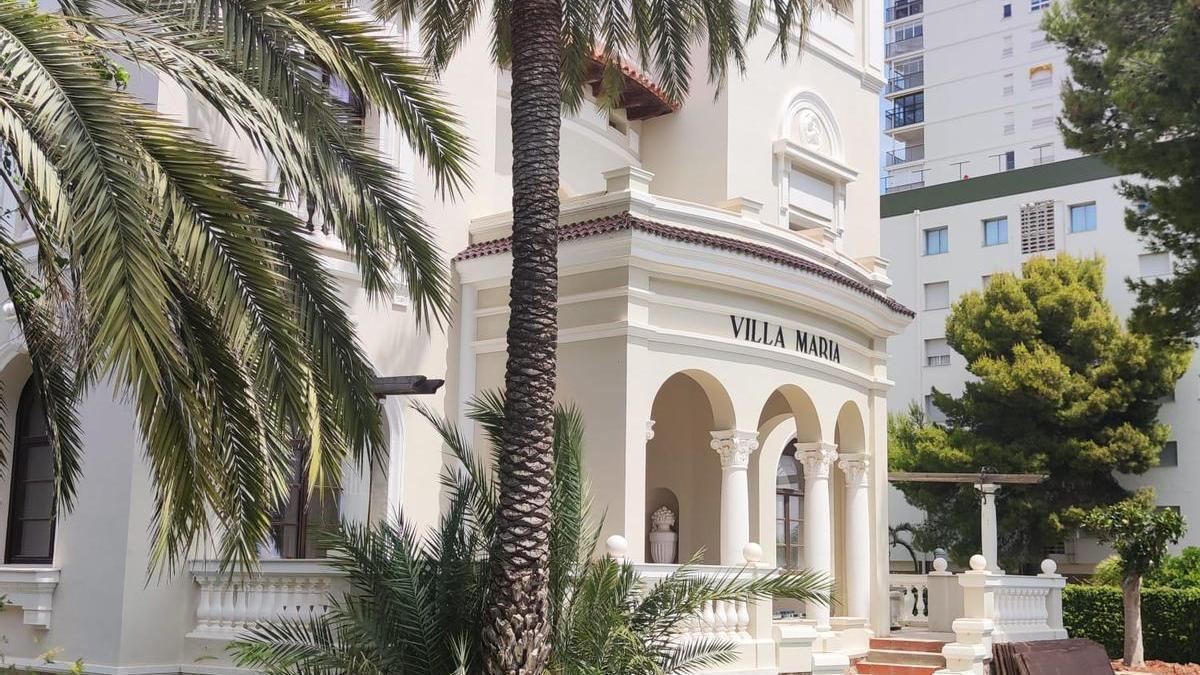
[854,637,947,675]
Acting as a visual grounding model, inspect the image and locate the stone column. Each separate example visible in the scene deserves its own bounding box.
[839,453,871,620]
[797,441,838,632]
[977,483,1001,572]
[710,430,760,565]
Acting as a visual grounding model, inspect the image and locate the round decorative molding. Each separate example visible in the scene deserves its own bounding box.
[1040,558,1058,575]
[969,554,987,572]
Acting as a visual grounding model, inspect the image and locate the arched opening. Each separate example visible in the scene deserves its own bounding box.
[645,370,734,565]
[832,400,867,616]
[6,379,55,564]
[750,384,823,618]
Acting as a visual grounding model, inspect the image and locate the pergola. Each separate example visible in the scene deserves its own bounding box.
[888,470,1048,572]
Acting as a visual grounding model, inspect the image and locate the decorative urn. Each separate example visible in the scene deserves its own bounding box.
[649,506,678,564]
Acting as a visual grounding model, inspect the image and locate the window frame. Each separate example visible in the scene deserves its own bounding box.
[5,380,56,565]
[775,443,805,570]
[982,217,1009,247]
[268,440,342,559]
[1030,0,1050,9]
[924,226,949,256]
[924,338,951,367]
[923,281,950,310]
[1068,202,1097,233]
[1160,441,1179,468]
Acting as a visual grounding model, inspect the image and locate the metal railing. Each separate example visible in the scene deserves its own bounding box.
[886,106,925,130]
[886,34,925,58]
[886,144,925,166]
[886,70,925,93]
[886,179,926,193]
[885,0,923,22]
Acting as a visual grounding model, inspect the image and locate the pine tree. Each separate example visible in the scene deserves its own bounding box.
[890,256,1191,567]
[1044,0,1200,340]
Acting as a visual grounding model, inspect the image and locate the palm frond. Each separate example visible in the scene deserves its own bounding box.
[0,234,81,509]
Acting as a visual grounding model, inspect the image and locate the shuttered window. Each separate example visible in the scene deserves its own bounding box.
[1020,200,1055,254]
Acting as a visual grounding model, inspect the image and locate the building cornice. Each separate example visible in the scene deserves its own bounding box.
[456,212,913,319]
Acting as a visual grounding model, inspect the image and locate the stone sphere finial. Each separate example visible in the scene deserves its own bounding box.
[969,554,987,572]
[605,535,628,560]
[1041,558,1058,575]
[742,542,763,564]
[933,557,948,573]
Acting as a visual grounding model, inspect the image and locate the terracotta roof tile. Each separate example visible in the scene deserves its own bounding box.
[455,212,915,317]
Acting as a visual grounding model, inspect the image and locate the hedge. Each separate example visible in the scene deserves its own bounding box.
[1063,585,1200,664]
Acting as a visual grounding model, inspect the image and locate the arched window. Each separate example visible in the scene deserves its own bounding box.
[266,440,340,559]
[776,441,805,569]
[6,379,55,564]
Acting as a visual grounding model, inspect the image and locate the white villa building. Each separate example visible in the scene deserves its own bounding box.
[0,2,1071,674]
[881,0,1199,574]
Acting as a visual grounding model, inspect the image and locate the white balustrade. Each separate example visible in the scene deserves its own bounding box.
[889,573,930,627]
[990,560,1067,643]
[631,562,758,644]
[189,560,345,639]
[890,557,1066,645]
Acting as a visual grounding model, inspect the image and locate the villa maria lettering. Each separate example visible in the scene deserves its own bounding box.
[730,315,841,364]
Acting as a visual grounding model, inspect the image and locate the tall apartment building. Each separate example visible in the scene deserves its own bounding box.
[880,0,1196,573]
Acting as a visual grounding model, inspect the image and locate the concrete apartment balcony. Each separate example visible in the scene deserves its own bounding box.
[885,70,924,97]
[885,34,924,60]
[885,0,923,24]
[885,106,925,131]
[886,144,925,167]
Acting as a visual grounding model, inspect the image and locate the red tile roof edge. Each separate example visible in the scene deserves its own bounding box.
[589,51,679,112]
[454,212,915,318]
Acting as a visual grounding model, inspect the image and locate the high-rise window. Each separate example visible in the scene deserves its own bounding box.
[925,338,951,367]
[1160,441,1179,468]
[924,281,950,310]
[1003,73,1015,97]
[1002,3,1012,17]
[1139,252,1171,279]
[1031,103,1054,129]
[1069,203,1097,232]
[983,217,1009,246]
[924,394,948,424]
[924,226,949,255]
[6,380,55,564]
[1030,64,1053,89]
[1020,200,1056,254]
[1005,151,1016,170]
[1002,34,1014,58]
[1031,0,1051,9]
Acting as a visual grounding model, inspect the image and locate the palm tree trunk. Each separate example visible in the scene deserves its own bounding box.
[1122,573,1144,668]
[482,0,562,671]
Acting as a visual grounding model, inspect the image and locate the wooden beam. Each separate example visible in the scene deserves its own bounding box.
[371,375,445,397]
[888,471,1048,484]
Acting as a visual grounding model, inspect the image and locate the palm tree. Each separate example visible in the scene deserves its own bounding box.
[0,0,469,570]
[230,394,832,674]
[371,1,849,670]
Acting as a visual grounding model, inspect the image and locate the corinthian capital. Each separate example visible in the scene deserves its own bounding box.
[709,430,760,468]
[795,442,839,480]
[837,453,870,487]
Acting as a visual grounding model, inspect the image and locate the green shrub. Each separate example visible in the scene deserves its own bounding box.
[1064,585,1200,663]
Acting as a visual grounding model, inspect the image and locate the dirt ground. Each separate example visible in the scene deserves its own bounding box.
[1113,660,1200,674]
